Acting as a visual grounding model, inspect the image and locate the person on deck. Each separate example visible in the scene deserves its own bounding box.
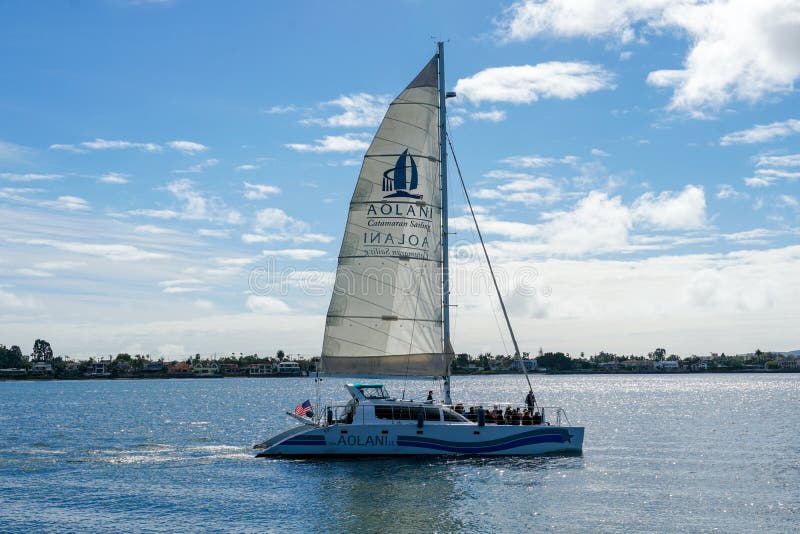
[425,390,434,403]
[525,390,536,412]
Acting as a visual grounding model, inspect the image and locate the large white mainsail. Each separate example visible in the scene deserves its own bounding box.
[321,56,453,376]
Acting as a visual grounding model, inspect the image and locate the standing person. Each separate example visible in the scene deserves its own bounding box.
[426,390,434,403]
[525,390,536,412]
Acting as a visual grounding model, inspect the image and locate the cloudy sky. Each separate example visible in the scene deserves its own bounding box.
[1,0,799,359]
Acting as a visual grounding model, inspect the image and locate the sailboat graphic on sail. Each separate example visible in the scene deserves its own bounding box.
[255,43,584,456]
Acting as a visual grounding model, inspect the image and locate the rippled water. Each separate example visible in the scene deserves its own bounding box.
[1,374,797,532]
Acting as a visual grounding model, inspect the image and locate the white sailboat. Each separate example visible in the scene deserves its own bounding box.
[255,43,584,456]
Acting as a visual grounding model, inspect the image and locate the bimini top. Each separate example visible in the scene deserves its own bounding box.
[346,383,391,401]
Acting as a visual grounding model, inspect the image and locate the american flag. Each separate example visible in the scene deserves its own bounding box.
[294,400,313,417]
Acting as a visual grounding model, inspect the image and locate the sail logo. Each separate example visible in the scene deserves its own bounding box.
[382,149,422,199]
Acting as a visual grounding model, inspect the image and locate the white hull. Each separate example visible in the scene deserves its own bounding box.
[256,423,583,457]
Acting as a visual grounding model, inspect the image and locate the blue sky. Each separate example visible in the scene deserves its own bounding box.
[1,0,799,359]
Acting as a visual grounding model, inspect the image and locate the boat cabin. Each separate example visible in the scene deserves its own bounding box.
[334,383,470,425]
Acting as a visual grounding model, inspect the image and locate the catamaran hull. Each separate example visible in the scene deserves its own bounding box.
[255,424,583,457]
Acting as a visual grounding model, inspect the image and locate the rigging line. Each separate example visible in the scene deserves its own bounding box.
[447,134,534,395]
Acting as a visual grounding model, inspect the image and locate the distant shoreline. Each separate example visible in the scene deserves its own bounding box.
[2,368,798,382]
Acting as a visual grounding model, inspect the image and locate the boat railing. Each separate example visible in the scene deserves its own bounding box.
[445,403,571,426]
[313,401,571,427]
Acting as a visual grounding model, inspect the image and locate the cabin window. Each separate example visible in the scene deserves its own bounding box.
[373,405,440,421]
[442,408,468,422]
[358,386,390,399]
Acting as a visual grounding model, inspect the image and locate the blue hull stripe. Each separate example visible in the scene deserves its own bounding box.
[397,429,572,454]
[283,435,325,446]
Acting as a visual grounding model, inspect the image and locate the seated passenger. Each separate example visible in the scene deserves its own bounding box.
[454,403,464,414]
[522,410,532,425]
[532,411,542,425]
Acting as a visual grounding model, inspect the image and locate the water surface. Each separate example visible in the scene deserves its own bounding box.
[1,374,797,532]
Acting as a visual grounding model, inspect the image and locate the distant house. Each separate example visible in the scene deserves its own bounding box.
[274,361,302,376]
[248,363,272,376]
[510,359,537,372]
[167,362,192,377]
[85,362,111,377]
[30,361,54,376]
[690,361,709,371]
[621,360,655,372]
[142,362,165,375]
[64,362,81,375]
[655,360,679,370]
[192,361,220,376]
[779,359,799,370]
[220,363,242,376]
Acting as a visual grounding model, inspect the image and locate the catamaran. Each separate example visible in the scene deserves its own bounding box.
[255,43,584,456]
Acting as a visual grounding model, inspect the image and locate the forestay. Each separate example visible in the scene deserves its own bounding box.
[321,56,453,376]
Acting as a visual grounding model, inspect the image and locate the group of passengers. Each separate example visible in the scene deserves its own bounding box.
[454,404,543,425]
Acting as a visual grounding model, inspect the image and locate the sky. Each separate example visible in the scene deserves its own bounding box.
[1,0,799,360]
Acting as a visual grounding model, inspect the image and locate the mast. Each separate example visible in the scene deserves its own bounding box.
[438,41,452,405]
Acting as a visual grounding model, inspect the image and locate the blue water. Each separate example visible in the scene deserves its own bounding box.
[1,375,797,532]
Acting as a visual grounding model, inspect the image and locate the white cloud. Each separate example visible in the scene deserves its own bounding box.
[470,109,507,122]
[591,148,609,157]
[166,140,208,154]
[539,191,633,254]
[0,288,39,309]
[128,208,181,219]
[778,194,798,207]
[498,0,800,115]
[51,138,163,152]
[720,119,800,145]
[263,105,297,114]
[129,179,242,224]
[632,185,707,230]
[98,172,130,184]
[285,133,371,153]
[500,155,575,168]
[34,261,85,271]
[243,182,282,200]
[193,299,214,310]
[241,208,332,244]
[16,268,53,278]
[473,176,560,204]
[135,224,177,235]
[159,278,205,288]
[0,140,31,162]
[743,164,800,187]
[302,93,391,127]
[717,184,747,200]
[49,138,207,154]
[448,116,465,128]
[157,344,186,357]
[40,196,91,211]
[0,173,63,182]
[756,153,800,167]
[173,158,219,174]
[261,249,326,260]
[197,228,230,238]
[236,164,258,171]
[246,295,291,314]
[163,286,207,294]
[242,232,334,244]
[455,62,614,104]
[13,238,169,262]
[254,207,309,233]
